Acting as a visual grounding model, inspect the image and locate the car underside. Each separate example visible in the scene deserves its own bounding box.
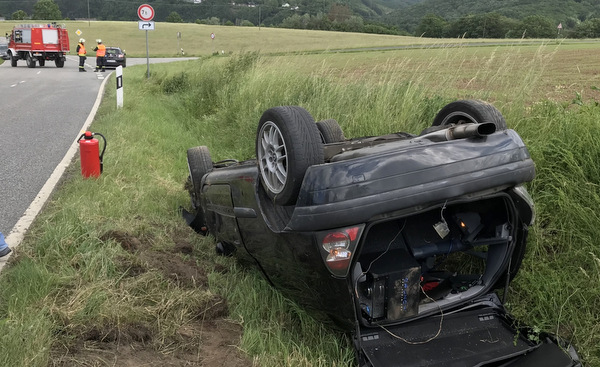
[183,100,582,367]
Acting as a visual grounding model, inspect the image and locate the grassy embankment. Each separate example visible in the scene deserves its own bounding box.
[1,25,600,366]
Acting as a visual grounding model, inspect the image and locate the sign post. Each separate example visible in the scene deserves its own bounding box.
[137,4,155,79]
[557,22,563,38]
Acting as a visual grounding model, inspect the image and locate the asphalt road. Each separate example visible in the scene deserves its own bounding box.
[0,56,104,236]
[0,55,196,237]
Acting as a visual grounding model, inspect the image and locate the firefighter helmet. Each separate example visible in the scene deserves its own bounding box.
[79,38,85,43]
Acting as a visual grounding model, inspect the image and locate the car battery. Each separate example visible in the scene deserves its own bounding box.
[360,250,421,322]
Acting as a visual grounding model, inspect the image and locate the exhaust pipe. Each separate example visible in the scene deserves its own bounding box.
[419,122,497,142]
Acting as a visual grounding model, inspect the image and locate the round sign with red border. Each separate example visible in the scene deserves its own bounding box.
[138,4,155,21]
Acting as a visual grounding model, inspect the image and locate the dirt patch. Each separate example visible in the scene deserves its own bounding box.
[50,230,251,367]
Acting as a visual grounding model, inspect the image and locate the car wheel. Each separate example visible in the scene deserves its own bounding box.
[316,119,345,143]
[9,52,17,67]
[256,106,324,206]
[432,99,507,130]
[26,53,36,68]
[187,146,213,209]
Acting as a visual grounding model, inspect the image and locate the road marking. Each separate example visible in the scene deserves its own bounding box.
[0,74,111,272]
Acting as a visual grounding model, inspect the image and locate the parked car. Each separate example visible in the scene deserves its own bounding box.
[103,46,126,68]
[0,42,9,61]
[183,100,581,367]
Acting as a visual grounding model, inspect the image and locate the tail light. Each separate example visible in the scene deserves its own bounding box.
[317,225,364,277]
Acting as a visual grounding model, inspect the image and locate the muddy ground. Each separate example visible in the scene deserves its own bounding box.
[49,230,252,367]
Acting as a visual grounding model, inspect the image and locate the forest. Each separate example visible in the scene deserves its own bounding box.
[2,0,600,38]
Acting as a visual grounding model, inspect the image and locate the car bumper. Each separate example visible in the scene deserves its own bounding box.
[286,130,535,231]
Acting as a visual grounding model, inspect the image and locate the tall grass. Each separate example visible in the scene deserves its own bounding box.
[1,44,599,366]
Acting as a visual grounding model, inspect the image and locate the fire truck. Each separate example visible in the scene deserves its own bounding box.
[6,23,70,68]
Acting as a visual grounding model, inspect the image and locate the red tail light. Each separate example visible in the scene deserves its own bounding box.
[318,225,364,277]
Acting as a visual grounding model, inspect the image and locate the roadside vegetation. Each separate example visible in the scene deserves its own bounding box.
[1,32,600,366]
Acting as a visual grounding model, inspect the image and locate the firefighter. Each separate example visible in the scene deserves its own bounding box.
[93,39,106,72]
[76,38,86,72]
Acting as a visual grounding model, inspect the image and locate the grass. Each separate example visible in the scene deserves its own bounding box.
[1,19,597,58]
[1,23,600,366]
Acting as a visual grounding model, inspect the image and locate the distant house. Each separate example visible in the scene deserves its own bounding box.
[281,3,299,10]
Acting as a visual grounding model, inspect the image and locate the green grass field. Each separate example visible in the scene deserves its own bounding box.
[1,22,600,367]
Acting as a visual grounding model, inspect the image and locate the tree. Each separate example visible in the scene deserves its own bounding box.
[447,13,517,38]
[12,10,28,20]
[328,3,351,22]
[518,15,556,38]
[415,14,447,37]
[32,0,62,20]
[573,17,600,37]
[166,11,183,23]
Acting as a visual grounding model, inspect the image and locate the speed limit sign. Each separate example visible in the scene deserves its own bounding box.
[138,4,155,21]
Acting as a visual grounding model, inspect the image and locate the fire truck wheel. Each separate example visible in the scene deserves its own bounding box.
[55,59,64,68]
[38,59,45,67]
[26,53,36,68]
[9,52,17,67]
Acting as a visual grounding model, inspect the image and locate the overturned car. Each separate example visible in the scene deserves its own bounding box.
[183,100,581,366]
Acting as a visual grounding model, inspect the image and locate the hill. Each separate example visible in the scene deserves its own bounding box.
[384,0,600,33]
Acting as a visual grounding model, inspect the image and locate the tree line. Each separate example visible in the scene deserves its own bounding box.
[3,0,600,38]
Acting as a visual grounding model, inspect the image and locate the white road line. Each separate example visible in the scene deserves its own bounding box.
[0,75,111,271]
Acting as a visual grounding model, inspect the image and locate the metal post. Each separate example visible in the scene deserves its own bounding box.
[146,30,150,79]
[87,0,90,26]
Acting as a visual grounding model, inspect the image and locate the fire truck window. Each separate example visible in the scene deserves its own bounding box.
[15,30,22,43]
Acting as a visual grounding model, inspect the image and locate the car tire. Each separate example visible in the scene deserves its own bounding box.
[55,58,64,68]
[187,146,213,209]
[26,53,36,68]
[9,52,17,67]
[256,106,324,206]
[432,99,507,130]
[316,119,345,143]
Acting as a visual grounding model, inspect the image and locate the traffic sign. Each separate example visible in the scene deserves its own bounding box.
[138,4,155,21]
[138,21,155,30]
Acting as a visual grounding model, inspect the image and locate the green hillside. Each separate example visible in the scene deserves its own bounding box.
[385,0,600,32]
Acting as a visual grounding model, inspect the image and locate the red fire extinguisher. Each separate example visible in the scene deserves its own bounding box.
[77,131,106,178]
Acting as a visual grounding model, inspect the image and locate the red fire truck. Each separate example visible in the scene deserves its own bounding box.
[7,23,70,68]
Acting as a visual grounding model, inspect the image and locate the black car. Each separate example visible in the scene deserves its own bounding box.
[103,46,126,68]
[183,100,581,367]
[0,43,9,61]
